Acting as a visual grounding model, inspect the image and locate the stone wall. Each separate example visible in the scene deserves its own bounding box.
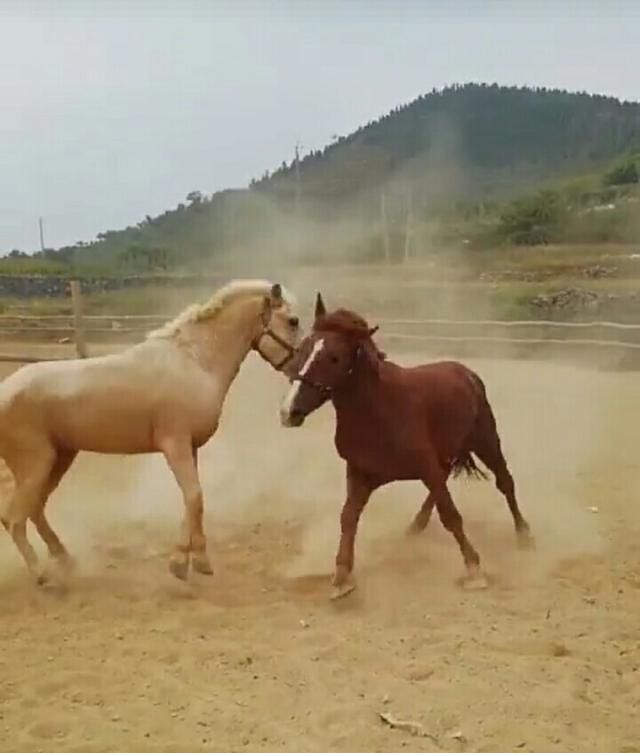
[0,274,223,298]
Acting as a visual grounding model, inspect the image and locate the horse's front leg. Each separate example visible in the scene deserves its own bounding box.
[331,465,374,600]
[189,447,213,575]
[160,438,212,580]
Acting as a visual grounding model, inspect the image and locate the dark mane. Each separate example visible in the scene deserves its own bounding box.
[314,308,370,336]
[314,308,386,361]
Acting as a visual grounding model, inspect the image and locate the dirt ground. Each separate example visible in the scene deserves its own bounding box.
[1,348,639,753]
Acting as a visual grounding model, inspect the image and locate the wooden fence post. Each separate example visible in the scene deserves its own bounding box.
[69,279,88,358]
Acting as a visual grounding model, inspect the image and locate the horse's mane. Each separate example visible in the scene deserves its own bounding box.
[315,308,386,361]
[147,279,295,340]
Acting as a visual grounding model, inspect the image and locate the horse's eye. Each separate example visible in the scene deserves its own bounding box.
[288,316,299,328]
[331,355,339,364]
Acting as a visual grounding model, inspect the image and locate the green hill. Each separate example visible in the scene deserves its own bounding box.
[6,83,640,272]
[263,83,640,199]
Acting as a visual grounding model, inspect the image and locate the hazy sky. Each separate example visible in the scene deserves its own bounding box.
[1,0,639,252]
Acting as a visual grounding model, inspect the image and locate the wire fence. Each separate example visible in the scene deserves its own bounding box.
[3,282,640,363]
[5,315,640,362]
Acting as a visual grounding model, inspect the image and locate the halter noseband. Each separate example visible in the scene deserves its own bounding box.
[291,327,378,398]
[293,372,337,398]
[252,308,297,372]
[292,326,380,397]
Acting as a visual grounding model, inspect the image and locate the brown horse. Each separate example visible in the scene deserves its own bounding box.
[280,294,533,599]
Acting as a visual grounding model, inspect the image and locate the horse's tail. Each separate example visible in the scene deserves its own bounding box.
[451,451,489,481]
[450,366,491,481]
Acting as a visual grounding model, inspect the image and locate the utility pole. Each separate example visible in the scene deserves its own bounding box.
[38,217,45,252]
[294,142,301,215]
[293,142,303,257]
[403,184,413,264]
[380,189,390,264]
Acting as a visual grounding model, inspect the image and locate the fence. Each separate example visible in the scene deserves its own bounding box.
[4,281,640,363]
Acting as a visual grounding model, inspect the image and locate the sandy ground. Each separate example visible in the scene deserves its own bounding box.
[1,348,639,753]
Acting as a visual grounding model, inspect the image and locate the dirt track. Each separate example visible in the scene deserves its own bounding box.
[1,351,639,753]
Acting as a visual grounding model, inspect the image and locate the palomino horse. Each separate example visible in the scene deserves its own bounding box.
[280,294,533,599]
[0,279,300,583]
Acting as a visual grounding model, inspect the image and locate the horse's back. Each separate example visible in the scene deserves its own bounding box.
[387,359,488,459]
[392,359,485,403]
[0,354,119,408]
[0,360,52,414]
[0,343,212,455]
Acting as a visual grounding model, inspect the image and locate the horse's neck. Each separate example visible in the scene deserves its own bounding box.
[333,365,383,423]
[178,299,259,389]
[332,363,402,471]
[331,367,386,466]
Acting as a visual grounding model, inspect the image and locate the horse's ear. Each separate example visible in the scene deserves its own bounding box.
[315,292,326,320]
[270,283,282,302]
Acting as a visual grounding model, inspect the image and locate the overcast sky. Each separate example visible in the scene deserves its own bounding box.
[1,0,638,252]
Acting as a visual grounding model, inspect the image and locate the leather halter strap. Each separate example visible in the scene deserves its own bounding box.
[251,309,296,372]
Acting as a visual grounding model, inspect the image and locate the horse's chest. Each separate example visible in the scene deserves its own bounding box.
[334,412,418,477]
[189,400,223,443]
[158,386,223,447]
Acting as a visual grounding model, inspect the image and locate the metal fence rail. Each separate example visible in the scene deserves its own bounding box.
[3,282,640,363]
[5,313,640,328]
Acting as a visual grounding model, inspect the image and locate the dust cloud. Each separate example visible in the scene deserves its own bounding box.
[0,152,624,587]
[0,347,615,589]
[0,132,632,587]
[3,187,640,753]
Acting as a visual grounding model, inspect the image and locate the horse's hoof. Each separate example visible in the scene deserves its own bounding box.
[56,554,77,574]
[192,555,214,576]
[462,574,489,591]
[517,531,536,550]
[35,571,49,587]
[458,566,490,590]
[330,576,356,601]
[169,558,190,581]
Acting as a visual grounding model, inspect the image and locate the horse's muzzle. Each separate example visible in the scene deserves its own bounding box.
[280,407,305,428]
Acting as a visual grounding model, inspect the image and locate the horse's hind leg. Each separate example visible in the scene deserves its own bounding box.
[471,407,533,549]
[407,492,436,534]
[0,466,38,574]
[1,449,57,582]
[1,519,41,580]
[31,451,77,573]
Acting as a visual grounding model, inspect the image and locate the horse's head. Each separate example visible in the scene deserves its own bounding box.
[280,292,382,427]
[252,283,302,372]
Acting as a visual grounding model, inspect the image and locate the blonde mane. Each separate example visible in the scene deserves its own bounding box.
[147,279,294,339]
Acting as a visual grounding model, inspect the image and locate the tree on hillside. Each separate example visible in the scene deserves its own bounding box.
[119,244,173,272]
[186,191,204,205]
[499,190,565,245]
[26,84,640,268]
[603,159,639,186]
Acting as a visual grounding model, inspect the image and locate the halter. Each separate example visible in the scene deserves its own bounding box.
[251,307,297,372]
[291,327,379,397]
[293,371,338,398]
